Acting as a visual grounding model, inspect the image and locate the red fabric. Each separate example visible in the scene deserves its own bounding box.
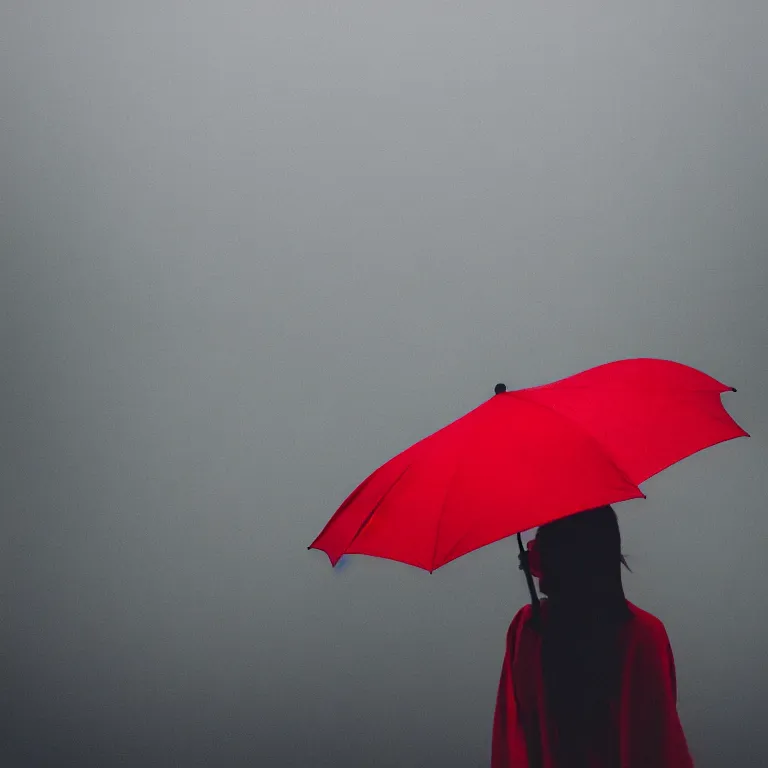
[310,358,747,572]
[491,602,694,768]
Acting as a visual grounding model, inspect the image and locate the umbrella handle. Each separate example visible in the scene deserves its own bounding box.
[517,533,541,621]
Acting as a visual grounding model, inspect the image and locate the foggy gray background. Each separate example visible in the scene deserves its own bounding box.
[2,2,766,766]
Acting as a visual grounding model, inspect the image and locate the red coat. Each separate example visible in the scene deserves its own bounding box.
[492,601,694,767]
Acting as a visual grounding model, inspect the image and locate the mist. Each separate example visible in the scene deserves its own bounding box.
[2,2,767,766]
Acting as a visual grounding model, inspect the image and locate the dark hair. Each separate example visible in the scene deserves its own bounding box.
[535,506,632,768]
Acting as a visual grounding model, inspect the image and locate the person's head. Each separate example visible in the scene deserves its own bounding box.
[534,505,628,602]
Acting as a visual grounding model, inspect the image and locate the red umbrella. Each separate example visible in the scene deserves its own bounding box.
[309,358,748,576]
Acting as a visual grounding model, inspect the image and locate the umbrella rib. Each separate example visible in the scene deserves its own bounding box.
[429,408,490,572]
[430,447,465,573]
[345,464,411,553]
[509,391,643,494]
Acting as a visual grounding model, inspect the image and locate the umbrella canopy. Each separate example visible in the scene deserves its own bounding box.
[309,358,748,573]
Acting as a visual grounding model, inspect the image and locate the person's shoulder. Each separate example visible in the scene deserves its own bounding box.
[504,603,536,641]
[626,601,666,628]
[508,602,534,629]
[625,602,671,646]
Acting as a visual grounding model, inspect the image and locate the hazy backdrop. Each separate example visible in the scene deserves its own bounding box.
[2,2,767,766]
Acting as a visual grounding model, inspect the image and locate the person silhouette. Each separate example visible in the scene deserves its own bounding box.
[491,505,694,768]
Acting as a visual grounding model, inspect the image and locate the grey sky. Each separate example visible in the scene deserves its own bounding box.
[2,2,767,766]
